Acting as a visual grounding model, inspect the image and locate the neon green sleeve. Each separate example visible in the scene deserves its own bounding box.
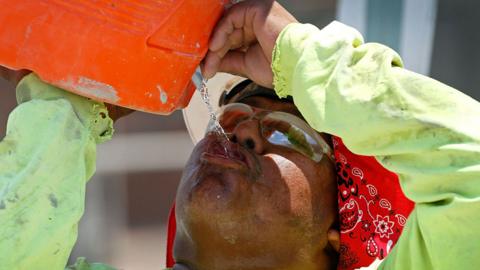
[65,258,116,270]
[272,22,480,270]
[0,74,114,270]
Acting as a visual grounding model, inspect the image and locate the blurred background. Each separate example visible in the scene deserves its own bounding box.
[0,0,479,269]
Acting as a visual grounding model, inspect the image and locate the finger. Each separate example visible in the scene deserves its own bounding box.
[209,1,252,51]
[216,50,247,77]
[227,28,247,51]
[213,28,246,63]
[204,29,244,79]
[203,49,247,80]
[214,44,273,88]
[203,49,223,79]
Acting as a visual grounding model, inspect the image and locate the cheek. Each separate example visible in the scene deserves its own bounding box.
[259,154,315,217]
[257,153,337,228]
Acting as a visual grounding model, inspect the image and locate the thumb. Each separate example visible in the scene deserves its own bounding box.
[203,48,248,79]
[216,50,248,77]
[204,45,273,88]
[220,50,273,88]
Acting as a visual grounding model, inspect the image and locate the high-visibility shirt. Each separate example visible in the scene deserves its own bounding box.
[0,74,114,270]
[272,21,480,270]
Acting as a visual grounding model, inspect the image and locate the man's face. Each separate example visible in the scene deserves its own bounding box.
[174,93,338,270]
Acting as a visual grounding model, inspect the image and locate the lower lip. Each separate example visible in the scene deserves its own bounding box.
[200,138,250,169]
[200,152,249,170]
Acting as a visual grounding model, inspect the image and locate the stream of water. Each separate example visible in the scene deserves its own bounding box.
[198,79,230,154]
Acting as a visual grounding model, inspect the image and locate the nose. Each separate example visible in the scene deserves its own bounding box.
[230,119,266,154]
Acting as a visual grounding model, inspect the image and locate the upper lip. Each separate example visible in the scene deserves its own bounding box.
[200,134,258,172]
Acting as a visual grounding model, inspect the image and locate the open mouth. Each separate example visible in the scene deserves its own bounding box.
[200,133,255,171]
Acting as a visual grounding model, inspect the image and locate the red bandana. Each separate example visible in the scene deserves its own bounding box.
[165,137,415,269]
[333,137,414,269]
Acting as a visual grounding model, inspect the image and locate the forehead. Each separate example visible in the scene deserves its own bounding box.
[227,94,302,118]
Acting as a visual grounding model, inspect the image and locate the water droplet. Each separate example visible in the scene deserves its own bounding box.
[198,79,229,154]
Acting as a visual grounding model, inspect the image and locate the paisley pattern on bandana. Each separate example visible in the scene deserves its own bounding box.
[333,137,414,270]
[166,137,415,269]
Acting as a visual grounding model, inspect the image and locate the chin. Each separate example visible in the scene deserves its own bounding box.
[183,166,259,219]
[177,140,258,217]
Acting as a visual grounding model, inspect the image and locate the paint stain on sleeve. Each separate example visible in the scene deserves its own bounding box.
[49,193,58,208]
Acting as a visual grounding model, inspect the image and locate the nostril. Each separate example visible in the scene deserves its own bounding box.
[230,134,238,143]
[244,138,255,150]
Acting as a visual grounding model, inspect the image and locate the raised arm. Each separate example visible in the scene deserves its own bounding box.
[0,74,113,269]
[272,21,480,270]
[204,1,480,269]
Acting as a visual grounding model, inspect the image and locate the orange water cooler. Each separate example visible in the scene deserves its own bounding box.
[0,0,229,114]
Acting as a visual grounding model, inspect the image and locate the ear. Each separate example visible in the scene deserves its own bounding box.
[327,229,340,253]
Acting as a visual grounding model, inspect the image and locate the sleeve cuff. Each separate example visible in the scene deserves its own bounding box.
[66,257,117,270]
[272,21,364,98]
[15,74,114,144]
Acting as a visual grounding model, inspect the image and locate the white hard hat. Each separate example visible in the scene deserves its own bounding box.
[183,73,247,144]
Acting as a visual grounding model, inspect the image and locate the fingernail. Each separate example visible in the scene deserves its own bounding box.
[203,65,214,79]
[204,71,214,79]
